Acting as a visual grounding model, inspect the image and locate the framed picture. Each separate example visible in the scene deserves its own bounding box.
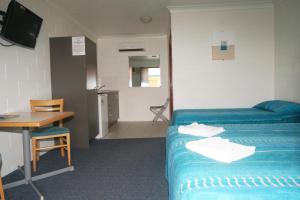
[212,32,235,60]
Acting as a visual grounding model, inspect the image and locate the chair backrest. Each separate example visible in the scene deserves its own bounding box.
[163,98,170,108]
[30,99,64,126]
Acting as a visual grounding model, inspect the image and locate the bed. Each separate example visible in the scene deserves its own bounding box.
[171,100,300,125]
[166,123,300,200]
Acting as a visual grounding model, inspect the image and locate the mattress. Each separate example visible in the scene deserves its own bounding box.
[166,123,300,200]
[171,108,300,125]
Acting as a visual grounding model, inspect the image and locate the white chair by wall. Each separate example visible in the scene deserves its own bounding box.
[150,98,170,124]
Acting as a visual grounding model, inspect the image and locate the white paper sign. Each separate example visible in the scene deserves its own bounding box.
[72,36,85,56]
[213,32,235,46]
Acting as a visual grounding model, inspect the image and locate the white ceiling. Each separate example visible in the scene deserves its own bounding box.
[51,0,277,37]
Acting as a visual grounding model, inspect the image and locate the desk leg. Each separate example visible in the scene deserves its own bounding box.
[2,128,33,189]
[22,128,44,200]
[4,127,72,200]
[22,128,32,181]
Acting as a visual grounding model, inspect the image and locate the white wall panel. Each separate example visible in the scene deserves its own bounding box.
[274,0,300,103]
[97,35,170,121]
[170,6,274,109]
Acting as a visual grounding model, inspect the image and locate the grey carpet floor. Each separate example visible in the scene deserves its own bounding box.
[3,138,168,200]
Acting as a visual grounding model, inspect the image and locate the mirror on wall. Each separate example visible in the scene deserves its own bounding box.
[129,55,161,88]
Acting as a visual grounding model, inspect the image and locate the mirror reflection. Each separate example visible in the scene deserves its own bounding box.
[129,55,161,87]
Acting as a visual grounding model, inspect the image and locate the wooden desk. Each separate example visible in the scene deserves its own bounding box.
[0,112,74,200]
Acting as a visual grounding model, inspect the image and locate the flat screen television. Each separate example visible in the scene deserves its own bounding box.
[0,1,43,48]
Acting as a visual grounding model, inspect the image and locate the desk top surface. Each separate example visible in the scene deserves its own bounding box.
[0,112,74,127]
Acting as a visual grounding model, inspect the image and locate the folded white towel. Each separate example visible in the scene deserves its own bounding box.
[185,137,256,163]
[178,122,225,137]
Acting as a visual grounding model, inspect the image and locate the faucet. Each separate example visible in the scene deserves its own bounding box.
[95,84,106,91]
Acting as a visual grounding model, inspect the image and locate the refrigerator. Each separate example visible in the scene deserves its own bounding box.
[96,94,109,139]
[50,36,99,148]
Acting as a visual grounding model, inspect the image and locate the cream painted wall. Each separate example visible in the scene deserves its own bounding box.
[274,0,300,103]
[97,35,169,121]
[170,6,274,109]
[0,0,96,176]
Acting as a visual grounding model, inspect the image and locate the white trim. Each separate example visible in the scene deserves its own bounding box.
[98,33,168,40]
[168,1,273,13]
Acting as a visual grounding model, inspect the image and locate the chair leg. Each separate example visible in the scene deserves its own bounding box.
[160,115,169,122]
[152,116,156,125]
[59,137,65,157]
[0,176,5,200]
[32,138,37,172]
[36,140,40,161]
[66,134,71,166]
[153,107,168,124]
[152,111,160,124]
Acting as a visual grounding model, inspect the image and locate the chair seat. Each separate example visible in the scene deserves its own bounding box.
[32,126,70,137]
[150,106,163,109]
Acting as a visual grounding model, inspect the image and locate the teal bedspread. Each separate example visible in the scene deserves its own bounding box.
[166,123,300,200]
[171,108,300,125]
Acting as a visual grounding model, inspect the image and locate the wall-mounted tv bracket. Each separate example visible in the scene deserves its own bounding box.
[0,11,5,26]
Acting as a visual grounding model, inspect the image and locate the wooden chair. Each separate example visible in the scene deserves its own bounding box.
[0,177,4,200]
[0,153,5,200]
[30,99,71,172]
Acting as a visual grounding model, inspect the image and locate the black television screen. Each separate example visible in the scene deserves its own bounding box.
[0,1,43,48]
